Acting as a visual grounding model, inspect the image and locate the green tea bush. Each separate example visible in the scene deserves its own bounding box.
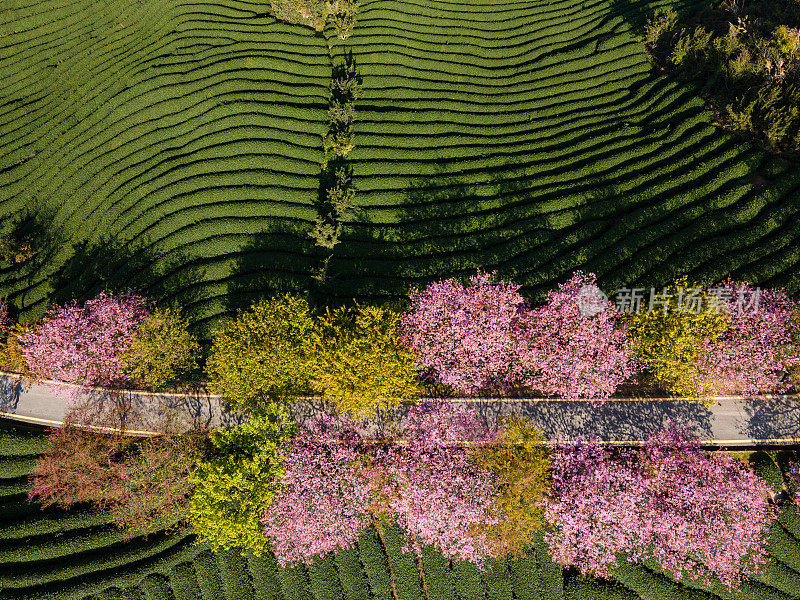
[482,558,513,600]
[277,564,313,600]
[563,573,639,600]
[380,525,424,600]
[534,534,566,600]
[247,552,285,600]
[168,562,203,600]
[216,546,255,599]
[357,528,393,600]
[750,451,784,493]
[767,523,800,573]
[612,561,716,600]
[187,550,226,600]
[420,546,456,600]
[307,554,346,600]
[334,547,371,600]
[507,553,541,600]
[138,573,173,600]
[452,560,485,600]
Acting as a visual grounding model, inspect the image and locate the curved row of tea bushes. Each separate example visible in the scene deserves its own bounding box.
[1,0,799,340]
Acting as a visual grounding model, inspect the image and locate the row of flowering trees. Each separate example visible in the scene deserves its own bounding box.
[2,270,798,406]
[0,291,199,392]
[190,404,780,591]
[29,399,785,591]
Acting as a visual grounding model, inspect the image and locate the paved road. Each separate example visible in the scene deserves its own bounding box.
[1,372,799,446]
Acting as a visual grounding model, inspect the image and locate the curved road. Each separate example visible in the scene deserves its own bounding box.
[1,372,799,446]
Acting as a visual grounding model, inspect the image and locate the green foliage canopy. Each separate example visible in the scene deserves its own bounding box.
[121,307,200,392]
[311,303,420,418]
[206,294,320,413]
[470,417,552,558]
[188,408,296,555]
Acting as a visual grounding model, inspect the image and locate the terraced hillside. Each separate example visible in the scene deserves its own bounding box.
[1,0,799,338]
[4,420,800,600]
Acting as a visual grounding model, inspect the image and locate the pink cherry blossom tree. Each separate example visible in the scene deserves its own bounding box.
[262,402,503,567]
[695,282,800,396]
[261,413,377,566]
[544,421,776,589]
[524,271,641,398]
[0,299,10,335]
[399,270,535,395]
[387,402,500,562]
[19,290,149,388]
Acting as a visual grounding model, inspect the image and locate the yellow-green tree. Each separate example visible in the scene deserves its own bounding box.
[625,278,729,397]
[121,307,200,392]
[188,408,294,555]
[206,294,319,414]
[311,303,419,418]
[470,416,551,558]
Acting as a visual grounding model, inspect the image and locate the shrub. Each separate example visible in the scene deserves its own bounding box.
[311,303,420,418]
[645,7,678,47]
[28,411,206,536]
[206,294,320,413]
[326,60,363,157]
[399,270,535,396]
[669,26,713,75]
[544,421,776,589]
[309,165,355,250]
[625,277,729,397]
[326,0,357,39]
[524,271,641,398]
[120,307,200,391]
[0,322,34,376]
[470,416,551,558]
[189,408,294,555]
[269,0,326,31]
[773,25,800,59]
